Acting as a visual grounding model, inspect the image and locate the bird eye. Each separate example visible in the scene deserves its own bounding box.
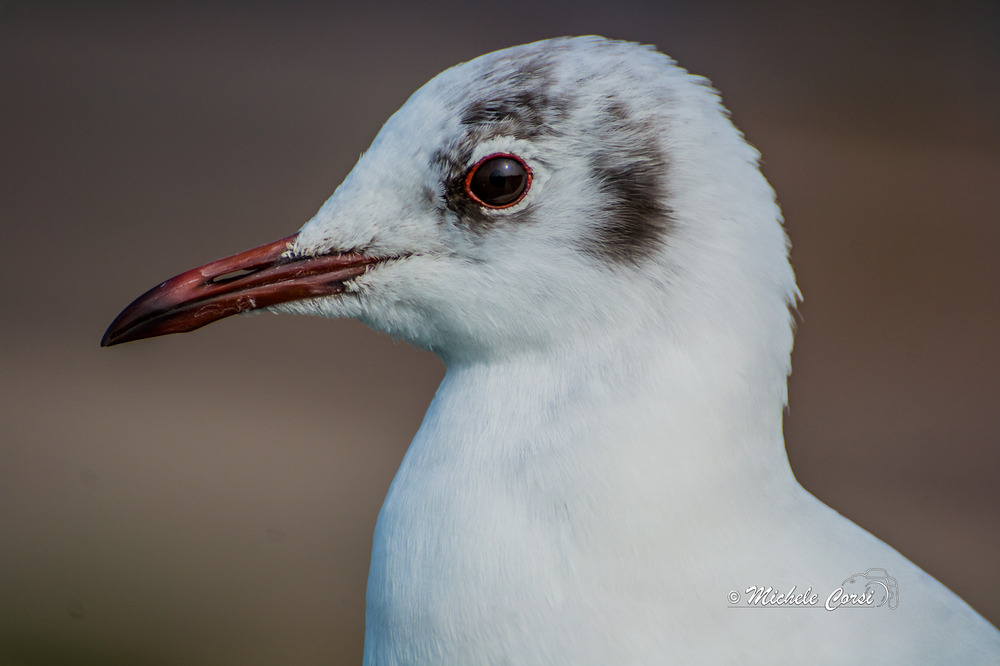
[464,153,531,208]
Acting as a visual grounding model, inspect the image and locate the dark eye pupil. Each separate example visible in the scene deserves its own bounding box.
[467,155,530,207]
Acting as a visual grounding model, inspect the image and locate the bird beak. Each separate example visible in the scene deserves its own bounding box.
[101,233,378,347]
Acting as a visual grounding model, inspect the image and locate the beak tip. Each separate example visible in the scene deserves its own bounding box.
[101,308,143,347]
[100,323,123,348]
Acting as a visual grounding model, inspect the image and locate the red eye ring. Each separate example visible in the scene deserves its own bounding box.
[463,153,532,209]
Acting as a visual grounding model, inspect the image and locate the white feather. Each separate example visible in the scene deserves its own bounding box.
[274,36,999,664]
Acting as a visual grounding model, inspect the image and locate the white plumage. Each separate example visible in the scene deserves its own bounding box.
[105,36,1000,664]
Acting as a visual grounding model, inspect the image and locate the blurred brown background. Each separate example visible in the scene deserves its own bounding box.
[1,1,998,664]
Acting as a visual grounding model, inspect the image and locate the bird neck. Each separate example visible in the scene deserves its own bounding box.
[409,323,797,513]
[367,323,800,651]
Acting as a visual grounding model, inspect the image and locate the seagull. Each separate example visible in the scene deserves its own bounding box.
[103,36,999,664]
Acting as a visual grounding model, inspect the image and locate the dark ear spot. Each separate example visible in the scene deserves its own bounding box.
[582,103,674,265]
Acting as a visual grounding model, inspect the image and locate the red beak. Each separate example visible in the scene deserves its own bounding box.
[101,234,379,347]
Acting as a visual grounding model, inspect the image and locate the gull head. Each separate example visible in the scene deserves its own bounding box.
[103,36,797,372]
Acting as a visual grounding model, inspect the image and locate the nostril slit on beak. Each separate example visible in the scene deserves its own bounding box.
[209,267,259,284]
